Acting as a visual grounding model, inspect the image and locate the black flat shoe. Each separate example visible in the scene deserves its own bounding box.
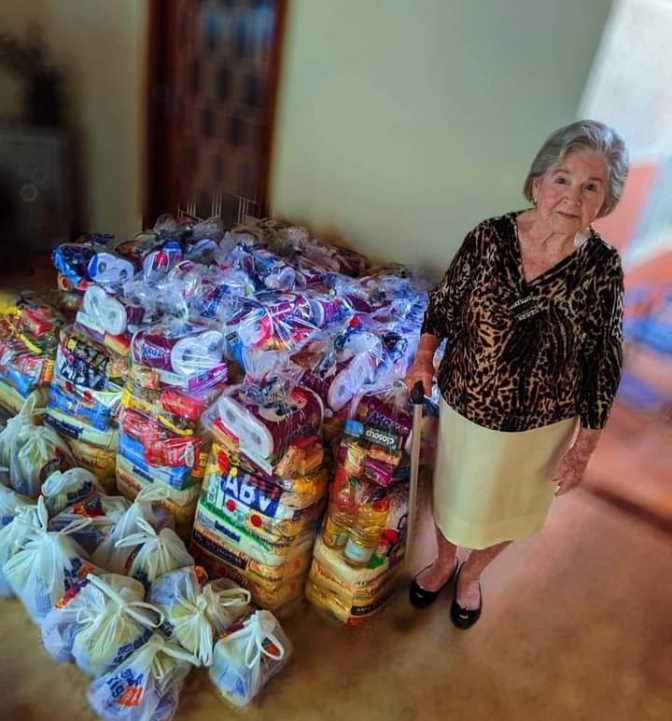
[450,565,482,630]
[409,559,459,609]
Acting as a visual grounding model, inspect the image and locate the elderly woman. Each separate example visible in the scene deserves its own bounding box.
[406,120,628,629]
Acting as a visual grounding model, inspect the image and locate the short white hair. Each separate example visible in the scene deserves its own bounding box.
[523,120,629,218]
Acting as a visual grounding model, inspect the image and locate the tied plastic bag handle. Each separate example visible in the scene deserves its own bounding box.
[140,634,200,682]
[83,574,165,628]
[173,596,217,667]
[243,611,286,670]
[113,517,159,550]
[206,585,252,609]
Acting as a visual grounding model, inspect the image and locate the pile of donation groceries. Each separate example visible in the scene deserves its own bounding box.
[0,214,440,716]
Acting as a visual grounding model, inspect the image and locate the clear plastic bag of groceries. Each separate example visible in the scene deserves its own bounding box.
[77,284,146,340]
[112,517,194,589]
[87,632,197,721]
[0,290,65,349]
[40,467,104,517]
[3,497,96,623]
[205,350,323,469]
[131,322,226,384]
[220,293,317,364]
[148,566,252,666]
[92,486,175,574]
[226,243,296,292]
[291,332,341,399]
[0,503,41,596]
[318,322,385,412]
[209,609,291,707]
[0,332,55,397]
[41,572,161,675]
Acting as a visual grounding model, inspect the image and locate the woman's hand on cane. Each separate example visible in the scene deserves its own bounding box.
[405,353,434,398]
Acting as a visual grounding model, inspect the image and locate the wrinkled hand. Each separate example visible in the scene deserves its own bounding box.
[404,355,434,397]
[552,447,590,497]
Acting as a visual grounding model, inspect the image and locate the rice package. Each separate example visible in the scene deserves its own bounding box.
[148,566,251,666]
[41,572,161,676]
[209,609,291,707]
[3,498,96,623]
[87,633,197,721]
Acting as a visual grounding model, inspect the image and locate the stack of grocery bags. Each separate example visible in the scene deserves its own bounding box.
[190,353,330,610]
[116,323,229,539]
[0,291,65,416]
[43,323,126,492]
[306,385,419,625]
[0,211,442,653]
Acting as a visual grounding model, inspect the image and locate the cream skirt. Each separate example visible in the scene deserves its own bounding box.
[432,399,577,550]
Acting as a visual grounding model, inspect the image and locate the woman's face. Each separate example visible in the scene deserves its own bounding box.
[532,150,609,234]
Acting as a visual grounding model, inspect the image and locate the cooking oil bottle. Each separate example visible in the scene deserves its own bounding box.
[322,481,356,550]
[343,499,389,567]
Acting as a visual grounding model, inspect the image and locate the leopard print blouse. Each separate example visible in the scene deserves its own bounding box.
[422,212,624,432]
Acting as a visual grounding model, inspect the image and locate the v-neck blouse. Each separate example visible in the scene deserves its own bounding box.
[422,212,624,432]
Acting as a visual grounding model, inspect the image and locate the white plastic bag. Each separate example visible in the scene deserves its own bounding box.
[148,567,251,666]
[92,486,174,574]
[0,483,35,528]
[0,503,41,596]
[11,423,73,498]
[0,394,73,498]
[87,633,197,721]
[41,572,162,677]
[0,393,36,468]
[113,518,194,589]
[41,467,102,517]
[3,497,95,623]
[209,610,291,707]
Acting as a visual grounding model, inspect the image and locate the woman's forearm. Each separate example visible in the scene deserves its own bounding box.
[416,333,441,360]
[571,426,602,463]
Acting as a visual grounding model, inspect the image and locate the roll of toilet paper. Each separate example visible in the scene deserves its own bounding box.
[216,386,323,464]
[327,355,378,412]
[132,325,224,376]
[87,253,136,285]
[80,285,144,337]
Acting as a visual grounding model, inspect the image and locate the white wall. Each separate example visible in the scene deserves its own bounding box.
[271,0,614,270]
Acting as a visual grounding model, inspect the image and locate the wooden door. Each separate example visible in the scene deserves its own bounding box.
[145,0,287,226]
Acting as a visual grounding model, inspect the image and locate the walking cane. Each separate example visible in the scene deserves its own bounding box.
[405,381,425,572]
